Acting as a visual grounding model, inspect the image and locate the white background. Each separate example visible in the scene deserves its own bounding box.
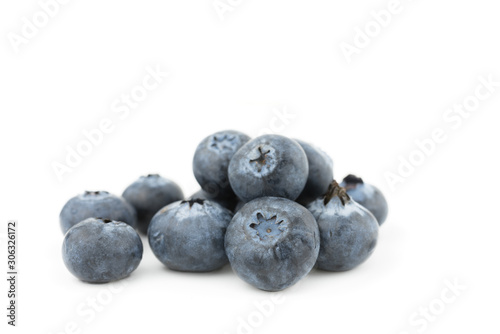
[1,0,500,333]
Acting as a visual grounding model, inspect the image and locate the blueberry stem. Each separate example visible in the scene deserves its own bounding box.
[323,180,350,206]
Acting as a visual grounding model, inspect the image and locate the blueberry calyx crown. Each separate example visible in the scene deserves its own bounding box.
[146,174,160,178]
[84,190,107,196]
[323,180,351,206]
[342,174,364,185]
[181,198,205,208]
[249,146,271,172]
[96,217,113,224]
[210,134,236,151]
[249,213,285,240]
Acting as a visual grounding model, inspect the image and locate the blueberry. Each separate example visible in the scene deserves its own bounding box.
[307,181,378,272]
[193,130,251,200]
[60,191,137,234]
[188,189,238,212]
[122,174,184,234]
[148,199,233,272]
[340,174,388,225]
[225,197,319,291]
[62,218,143,283]
[294,139,334,206]
[228,134,309,202]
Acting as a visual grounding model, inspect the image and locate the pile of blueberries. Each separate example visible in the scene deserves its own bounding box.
[60,130,388,292]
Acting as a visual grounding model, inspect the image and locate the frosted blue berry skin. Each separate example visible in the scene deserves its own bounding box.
[294,139,334,206]
[188,189,238,212]
[62,218,143,283]
[122,174,184,234]
[193,130,250,200]
[340,174,389,225]
[228,135,309,202]
[148,199,233,272]
[60,191,137,234]
[307,182,379,272]
[225,197,319,292]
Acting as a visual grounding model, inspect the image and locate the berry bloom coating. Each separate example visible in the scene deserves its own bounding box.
[193,130,251,200]
[228,134,309,202]
[62,218,143,283]
[225,197,319,291]
[294,139,334,206]
[188,189,238,212]
[307,181,379,272]
[148,199,233,272]
[122,174,184,234]
[60,191,136,234]
[340,174,389,225]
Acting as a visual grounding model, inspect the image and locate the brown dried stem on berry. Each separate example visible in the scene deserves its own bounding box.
[323,180,350,206]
